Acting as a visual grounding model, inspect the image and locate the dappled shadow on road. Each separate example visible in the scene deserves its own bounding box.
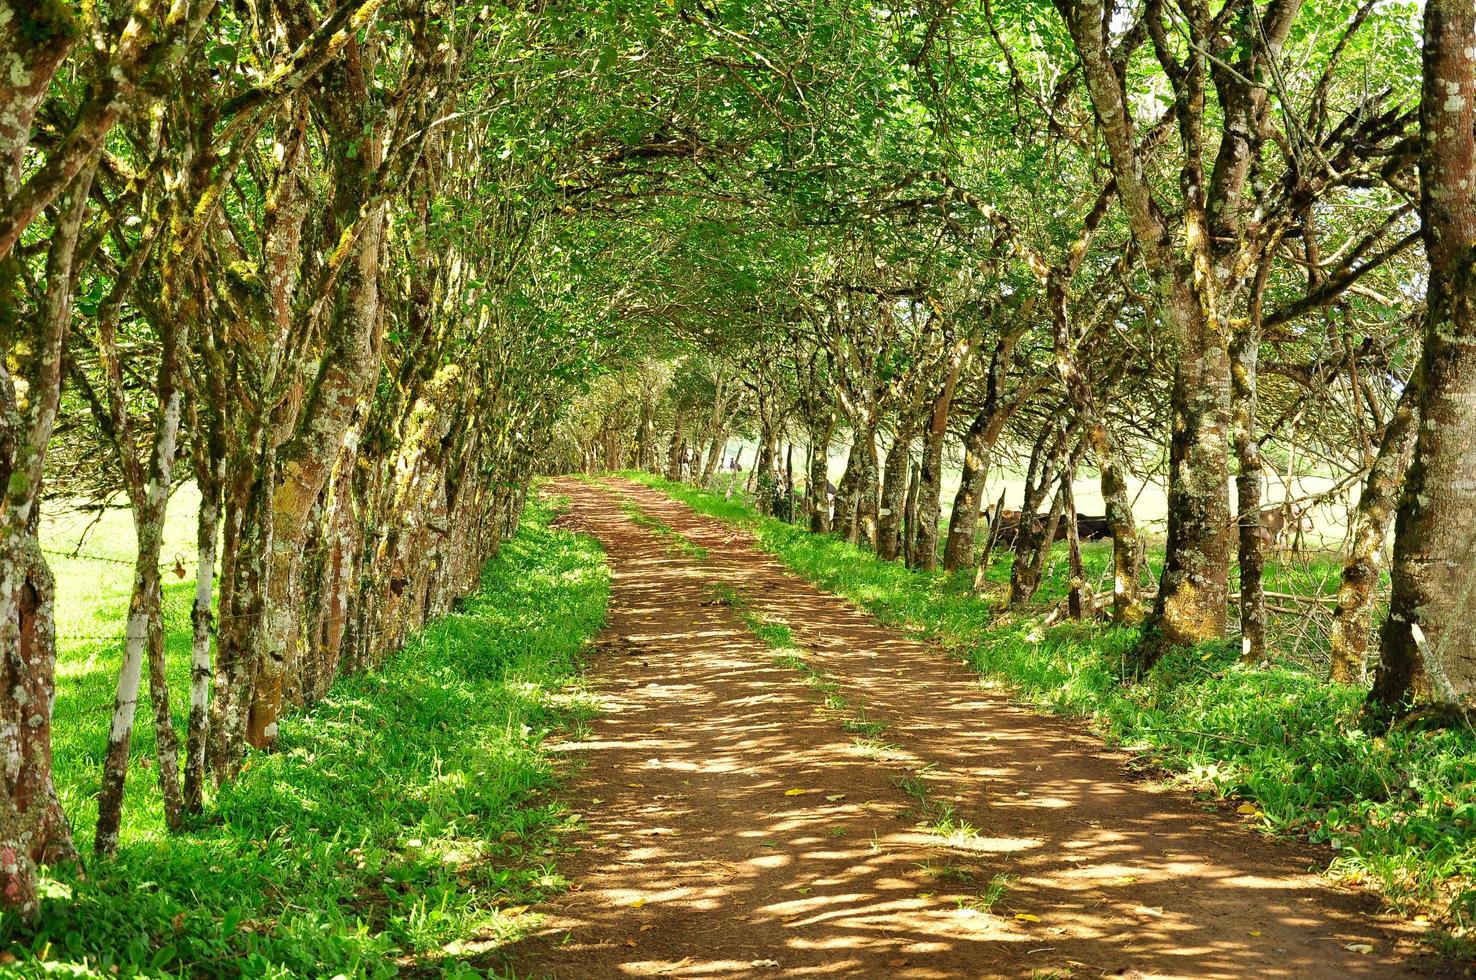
[497,478,1452,979]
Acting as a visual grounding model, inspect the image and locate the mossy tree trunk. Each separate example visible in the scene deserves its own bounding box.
[0,166,92,915]
[1370,2,1476,711]
[1330,375,1418,684]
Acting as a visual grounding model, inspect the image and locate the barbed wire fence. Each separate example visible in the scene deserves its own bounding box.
[46,544,463,732]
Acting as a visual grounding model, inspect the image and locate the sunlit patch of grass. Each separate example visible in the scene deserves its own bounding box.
[740,611,897,754]
[852,736,905,761]
[708,582,746,608]
[955,873,1013,915]
[915,859,974,884]
[626,471,1476,938]
[892,770,977,843]
[11,493,610,976]
[604,487,709,560]
[743,613,794,650]
[840,711,889,738]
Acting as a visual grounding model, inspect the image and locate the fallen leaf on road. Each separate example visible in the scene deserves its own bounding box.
[825,794,847,802]
[1014,913,1041,922]
[1345,943,1373,954]
[749,959,780,968]
[1132,906,1164,917]
[1236,803,1261,816]
[628,898,646,908]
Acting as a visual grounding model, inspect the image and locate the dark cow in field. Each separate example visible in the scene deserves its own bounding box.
[1075,514,1112,541]
[990,510,1112,546]
[988,508,1029,547]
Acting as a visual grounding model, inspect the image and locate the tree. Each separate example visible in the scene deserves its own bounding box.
[1368,0,1476,713]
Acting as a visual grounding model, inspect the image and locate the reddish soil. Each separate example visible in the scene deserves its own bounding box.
[503,476,1463,979]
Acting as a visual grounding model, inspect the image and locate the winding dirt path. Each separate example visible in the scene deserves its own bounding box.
[504,477,1458,979]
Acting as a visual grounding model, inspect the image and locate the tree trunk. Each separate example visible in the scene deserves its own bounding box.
[1064,474,1085,619]
[1028,476,1072,604]
[700,431,727,485]
[96,322,188,854]
[944,411,993,570]
[1059,0,1238,658]
[785,444,796,524]
[635,395,656,471]
[184,460,222,813]
[1091,425,1144,625]
[753,405,776,513]
[876,426,913,560]
[665,411,686,481]
[1369,1,1476,712]
[1148,300,1232,655]
[1231,320,1267,663]
[832,438,861,538]
[0,539,68,917]
[807,421,833,533]
[0,170,92,911]
[145,582,183,827]
[1013,468,1071,609]
[249,198,386,751]
[1330,380,1418,685]
[209,449,272,780]
[903,458,921,567]
[851,424,879,549]
[914,398,953,571]
[1008,426,1065,607]
[312,446,359,698]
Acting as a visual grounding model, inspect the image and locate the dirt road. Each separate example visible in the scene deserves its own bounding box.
[504,477,1455,979]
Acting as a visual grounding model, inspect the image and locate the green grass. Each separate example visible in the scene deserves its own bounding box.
[625,471,1476,937]
[43,486,204,856]
[953,872,1013,915]
[737,607,896,749]
[611,494,708,560]
[10,493,609,977]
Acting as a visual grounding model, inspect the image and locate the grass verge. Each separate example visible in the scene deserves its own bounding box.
[725,589,896,753]
[607,489,708,560]
[624,471,1476,940]
[10,494,608,977]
